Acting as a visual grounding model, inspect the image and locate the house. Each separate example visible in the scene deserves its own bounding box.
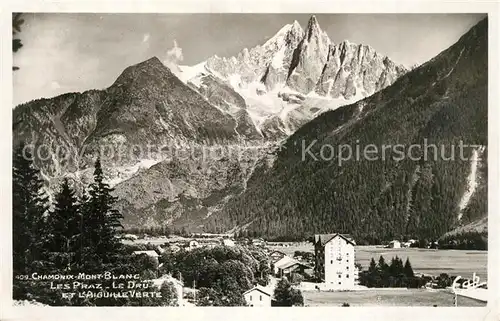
[403,239,417,248]
[243,285,272,307]
[222,239,235,247]
[313,233,356,290]
[387,240,401,248]
[269,250,286,263]
[132,250,160,265]
[273,255,296,275]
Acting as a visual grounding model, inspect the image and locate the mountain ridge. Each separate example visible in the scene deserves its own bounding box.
[12,16,485,240]
[203,17,488,241]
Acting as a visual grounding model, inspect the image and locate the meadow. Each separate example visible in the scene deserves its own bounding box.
[267,244,487,281]
[302,289,486,307]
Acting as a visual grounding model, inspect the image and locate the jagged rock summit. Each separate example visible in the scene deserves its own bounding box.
[200,15,406,97]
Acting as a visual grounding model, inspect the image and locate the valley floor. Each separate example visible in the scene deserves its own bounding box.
[302,288,486,307]
[267,244,487,281]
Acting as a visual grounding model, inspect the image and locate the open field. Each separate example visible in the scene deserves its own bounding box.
[268,244,487,280]
[125,237,487,280]
[303,289,486,307]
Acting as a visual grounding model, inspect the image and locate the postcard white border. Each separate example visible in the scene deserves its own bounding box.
[1,1,499,320]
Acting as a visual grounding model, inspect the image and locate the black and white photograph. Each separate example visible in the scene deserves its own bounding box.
[3,4,497,314]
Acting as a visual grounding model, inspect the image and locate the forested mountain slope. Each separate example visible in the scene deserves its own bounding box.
[204,18,488,242]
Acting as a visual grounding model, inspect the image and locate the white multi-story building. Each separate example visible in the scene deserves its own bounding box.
[314,233,356,290]
[152,274,184,306]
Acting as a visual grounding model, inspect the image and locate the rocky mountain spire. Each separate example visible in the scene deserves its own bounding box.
[205,20,304,88]
[285,15,332,93]
[305,15,322,41]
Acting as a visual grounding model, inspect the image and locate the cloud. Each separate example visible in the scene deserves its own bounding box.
[142,33,150,43]
[163,40,184,65]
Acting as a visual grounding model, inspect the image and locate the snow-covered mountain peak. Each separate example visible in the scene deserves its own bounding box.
[263,21,304,48]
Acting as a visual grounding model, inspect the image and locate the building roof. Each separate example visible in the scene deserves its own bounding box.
[243,285,272,296]
[132,250,159,257]
[314,233,356,246]
[152,274,184,287]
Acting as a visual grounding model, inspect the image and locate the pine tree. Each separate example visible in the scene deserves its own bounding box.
[368,258,377,274]
[12,143,48,275]
[46,178,81,271]
[389,257,397,276]
[83,158,124,269]
[377,255,389,286]
[378,256,388,274]
[74,190,89,268]
[366,258,379,287]
[389,256,405,277]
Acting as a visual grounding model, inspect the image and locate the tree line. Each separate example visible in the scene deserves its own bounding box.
[360,256,420,288]
[438,231,487,250]
[358,255,464,289]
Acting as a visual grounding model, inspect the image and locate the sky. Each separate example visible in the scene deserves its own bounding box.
[13,13,486,106]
